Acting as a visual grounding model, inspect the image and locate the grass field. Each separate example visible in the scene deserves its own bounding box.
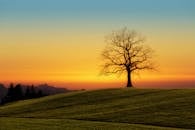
[0,88,195,130]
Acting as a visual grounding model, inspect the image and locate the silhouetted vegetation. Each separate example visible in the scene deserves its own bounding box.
[0,83,71,105]
[101,27,155,87]
[0,84,7,102]
[1,84,44,105]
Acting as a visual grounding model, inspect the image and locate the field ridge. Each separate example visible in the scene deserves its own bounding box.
[0,88,194,130]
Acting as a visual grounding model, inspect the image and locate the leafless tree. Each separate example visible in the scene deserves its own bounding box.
[101,27,155,87]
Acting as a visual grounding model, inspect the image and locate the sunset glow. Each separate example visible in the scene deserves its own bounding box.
[0,0,195,89]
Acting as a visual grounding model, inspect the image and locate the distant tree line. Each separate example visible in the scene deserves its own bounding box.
[1,83,44,105]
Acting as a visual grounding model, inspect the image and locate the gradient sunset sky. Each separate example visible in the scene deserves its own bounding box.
[0,0,195,89]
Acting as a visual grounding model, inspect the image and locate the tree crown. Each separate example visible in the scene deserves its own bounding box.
[101,27,154,76]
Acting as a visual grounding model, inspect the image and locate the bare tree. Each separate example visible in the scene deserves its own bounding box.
[101,28,155,87]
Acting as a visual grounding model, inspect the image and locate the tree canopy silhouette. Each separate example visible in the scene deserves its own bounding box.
[1,84,44,105]
[101,27,155,87]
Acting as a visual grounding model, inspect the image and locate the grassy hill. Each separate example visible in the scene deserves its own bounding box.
[0,88,195,130]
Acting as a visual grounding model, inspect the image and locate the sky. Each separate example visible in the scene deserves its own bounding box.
[0,0,195,89]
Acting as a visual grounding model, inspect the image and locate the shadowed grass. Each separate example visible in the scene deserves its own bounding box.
[0,117,180,130]
[0,88,194,129]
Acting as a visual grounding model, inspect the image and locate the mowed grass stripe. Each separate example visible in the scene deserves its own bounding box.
[0,88,194,129]
[0,117,183,130]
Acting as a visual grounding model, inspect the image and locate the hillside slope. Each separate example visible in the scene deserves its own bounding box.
[0,88,195,129]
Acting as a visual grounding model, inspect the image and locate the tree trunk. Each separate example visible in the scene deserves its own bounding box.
[127,69,133,87]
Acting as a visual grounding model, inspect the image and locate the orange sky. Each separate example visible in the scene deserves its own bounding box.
[0,0,195,89]
[0,28,195,89]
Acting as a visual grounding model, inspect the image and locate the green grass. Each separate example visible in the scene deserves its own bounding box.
[0,88,195,130]
[0,117,180,130]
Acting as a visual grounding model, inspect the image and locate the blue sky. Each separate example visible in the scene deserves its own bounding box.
[0,0,195,88]
[0,0,194,33]
[1,0,195,21]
